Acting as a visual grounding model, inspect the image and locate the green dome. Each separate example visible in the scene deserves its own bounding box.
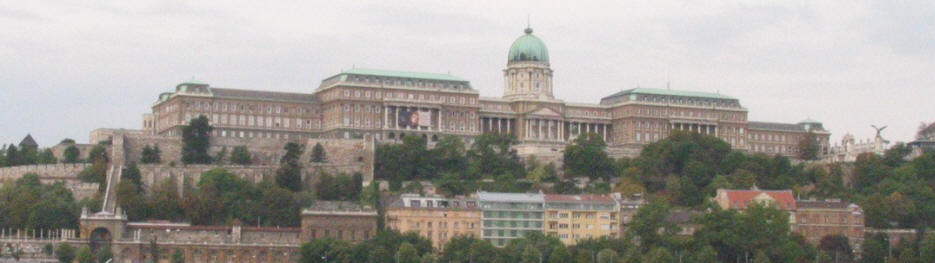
[508,27,549,63]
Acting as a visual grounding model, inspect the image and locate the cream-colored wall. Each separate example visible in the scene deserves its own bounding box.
[385,208,481,249]
[544,209,618,246]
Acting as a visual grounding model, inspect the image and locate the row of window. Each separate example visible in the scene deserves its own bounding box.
[184,113,320,130]
[348,75,469,90]
[407,220,476,230]
[342,89,477,105]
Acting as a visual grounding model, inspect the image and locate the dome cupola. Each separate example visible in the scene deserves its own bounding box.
[508,27,549,63]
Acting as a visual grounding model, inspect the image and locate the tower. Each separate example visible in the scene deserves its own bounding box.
[503,27,554,100]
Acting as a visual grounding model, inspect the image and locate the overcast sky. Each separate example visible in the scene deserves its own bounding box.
[1,0,932,148]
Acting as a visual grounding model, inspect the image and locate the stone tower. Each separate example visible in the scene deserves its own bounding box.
[503,27,554,100]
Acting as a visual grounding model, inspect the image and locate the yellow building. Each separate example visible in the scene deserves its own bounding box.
[385,194,481,249]
[544,194,618,245]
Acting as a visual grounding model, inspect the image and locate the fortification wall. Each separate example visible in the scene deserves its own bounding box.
[0,163,90,184]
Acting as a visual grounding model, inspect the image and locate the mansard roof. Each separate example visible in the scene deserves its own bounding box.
[210,88,318,104]
[748,121,807,133]
[339,68,469,83]
[603,87,736,101]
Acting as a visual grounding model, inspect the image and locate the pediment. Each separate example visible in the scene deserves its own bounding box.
[526,107,562,117]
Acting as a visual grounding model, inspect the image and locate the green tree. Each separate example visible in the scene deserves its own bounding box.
[117,180,148,220]
[920,233,935,262]
[753,250,771,263]
[883,143,911,167]
[149,177,184,221]
[88,145,108,163]
[38,149,57,164]
[76,246,94,263]
[172,249,185,263]
[433,136,467,175]
[181,115,213,164]
[276,142,304,191]
[421,253,435,263]
[642,247,674,263]
[213,147,227,164]
[520,244,542,263]
[548,245,572,263]
[798,132,820,160]
[63,145,81,163]
[55,243,76,263]
[95,245,112,263]
[141,145,161,164]
[466,133,524,180]
[398,242,420,263]
[310,142,327,163]
[694,245,718,263]
[5,145,20,166]
[230,146,251,165]
[596,248,617,263]
[629,201,676,249]
[564,133,615,179]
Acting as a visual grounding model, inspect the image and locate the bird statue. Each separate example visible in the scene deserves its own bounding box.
[871,125,890,144]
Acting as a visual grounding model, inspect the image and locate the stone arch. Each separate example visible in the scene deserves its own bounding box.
[89,228,112,252]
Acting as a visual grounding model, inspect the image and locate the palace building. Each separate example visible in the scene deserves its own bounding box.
[143,26,830,159]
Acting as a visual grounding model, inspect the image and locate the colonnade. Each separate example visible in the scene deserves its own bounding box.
[671,122,718,136]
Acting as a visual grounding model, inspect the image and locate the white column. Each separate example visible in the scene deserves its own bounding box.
[586,123,591,134]
[537,119,542,139]
[507,119,511,134]
[526,120,532,139]
[439,109,445,132]
[498,118,503,133]
[384,106,389,129]
[395,107,400,129]
[547,120,553,139]
[559,121,564,141]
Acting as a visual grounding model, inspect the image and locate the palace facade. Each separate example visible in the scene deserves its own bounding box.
[143,26,830,159]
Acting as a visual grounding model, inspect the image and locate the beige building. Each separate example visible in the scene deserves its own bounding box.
[544,194,619,245]
[144,26,830,160]
[300,201,379,243]
[794,199,864,252]
[384,194,481,249]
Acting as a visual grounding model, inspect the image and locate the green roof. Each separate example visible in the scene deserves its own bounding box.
[508,27,549,63]
[340,68,468,82]
[605,87,736,100]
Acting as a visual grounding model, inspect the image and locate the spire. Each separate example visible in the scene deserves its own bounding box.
[525,15,533,34]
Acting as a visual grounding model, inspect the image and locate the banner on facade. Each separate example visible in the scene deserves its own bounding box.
[418,109,432,127]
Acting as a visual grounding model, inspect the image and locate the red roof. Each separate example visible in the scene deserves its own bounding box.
[723,190,796,210]
[545,194,615,203]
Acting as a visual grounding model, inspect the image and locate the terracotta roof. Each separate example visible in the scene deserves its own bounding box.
[545,194,615,204]
[723,190,796,210]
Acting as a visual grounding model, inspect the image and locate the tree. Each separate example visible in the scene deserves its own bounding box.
[694,245,718,263]
[55,243,76,263]
[642,247,673,263]
[88,145,108,163]
[76,246,94,263]
[230,146,252,165]
[563,133,615,179]
[466,133,524,180]
[63,145,81,163]
[310,143,327,163]
[141,145,161,164]
[171,250,185,263]
[596,248,617,263]
[213,147,227,164]
[798,132,820,160]
[548,245,571,263]
[397,242,420,263]
[629,201,675,249]
[921,233,935,262]
[181,115,213,164]
[5,145,20,166]
[60,138,76,144]
[753,250,771,263]
[520,244,542,263]
[433,136,467,175]
[276,142,304,191]
[38,149,57,164]
[95,245,112,263]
